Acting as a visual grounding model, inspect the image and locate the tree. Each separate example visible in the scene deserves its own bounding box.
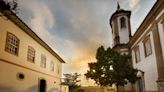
[0,0,18,12]
[62,73,81,92]
[85,46,138,91]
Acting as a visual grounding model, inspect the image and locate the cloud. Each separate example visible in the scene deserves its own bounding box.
[18,0,55,39]
[24,1,54,36]
[49,1,112,85]
[61,5,111,73]
[18,0,63,53]
[17,0,155,86]
[128,0,139,9]
[128,0,141,13]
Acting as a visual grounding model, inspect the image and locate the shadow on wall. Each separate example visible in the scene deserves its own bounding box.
[47,88,59,92]
[0,85,38,92]
[0,86,20,92]
[25,85,38,92]
[0,85,59,92]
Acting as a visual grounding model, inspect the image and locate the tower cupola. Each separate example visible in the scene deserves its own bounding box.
[110,3,132,47]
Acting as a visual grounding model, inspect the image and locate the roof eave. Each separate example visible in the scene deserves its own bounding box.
[0,9,65,63]
[128,0,164,47]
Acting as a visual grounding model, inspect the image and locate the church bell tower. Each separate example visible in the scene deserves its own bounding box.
[110,3,132,48]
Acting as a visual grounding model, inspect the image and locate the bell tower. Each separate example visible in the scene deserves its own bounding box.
[110,3,132,47]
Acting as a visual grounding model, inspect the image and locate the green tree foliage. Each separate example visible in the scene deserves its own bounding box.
[85,46,138,90]
[62,73,81,92]
[0,0,18,12]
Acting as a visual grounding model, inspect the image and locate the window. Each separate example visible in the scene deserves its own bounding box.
[27,46,35,63]
[143,35,152,57]
[50,61,54,71]
[41,54,46,68]
[16,72,25,80]
[134,46,141,63]
[120,17,126,28]
[5,32,19,55]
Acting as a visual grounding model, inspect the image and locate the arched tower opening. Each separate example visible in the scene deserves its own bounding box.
[120,17,126,29]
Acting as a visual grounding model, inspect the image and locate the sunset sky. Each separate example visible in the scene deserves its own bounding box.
[16,0,156,86]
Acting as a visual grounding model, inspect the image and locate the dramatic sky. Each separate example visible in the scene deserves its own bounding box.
[16,0,156,86]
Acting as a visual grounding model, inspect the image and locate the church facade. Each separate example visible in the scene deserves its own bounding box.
[0,3,65,92]
[110,0,164,92]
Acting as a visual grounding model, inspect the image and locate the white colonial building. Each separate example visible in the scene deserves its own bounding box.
[110,0,164,92]
[0,3,65,92]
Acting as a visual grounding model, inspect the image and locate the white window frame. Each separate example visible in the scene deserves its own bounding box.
[41,54,46,68]
[143,35,152,57]
[134,46,141,63]
[27,46,35,63]
[5,32,19,55]
[50,61,54,72]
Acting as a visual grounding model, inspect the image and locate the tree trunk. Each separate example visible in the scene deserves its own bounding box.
[116,84,119,92]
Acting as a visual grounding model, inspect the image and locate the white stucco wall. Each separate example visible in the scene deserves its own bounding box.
[131,8,164,92]
[131,30,158,91]
[0,61,61,92]
[112,21,115,46]
[0,12,62,92]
